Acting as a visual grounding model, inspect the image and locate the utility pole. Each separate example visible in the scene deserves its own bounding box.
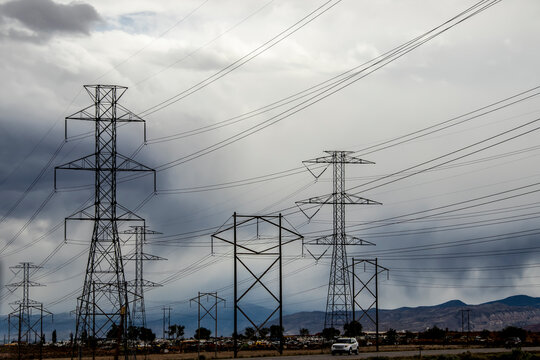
[121,226,165,329]
[55,85,156,359]
[190,292,225,359]
[5,262,52,359]
[212,213,302,358]
[161,307,172,340]
[461,309,471,345]
[297,151,380,329]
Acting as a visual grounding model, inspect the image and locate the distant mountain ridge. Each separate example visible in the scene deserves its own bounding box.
[278,295,540,334]
[1,295,539,340]
[483,295,540,307]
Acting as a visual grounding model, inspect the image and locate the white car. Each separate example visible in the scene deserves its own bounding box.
[331,337,359,355]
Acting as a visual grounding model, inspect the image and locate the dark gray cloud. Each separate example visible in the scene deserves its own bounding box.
[0,0,100,38]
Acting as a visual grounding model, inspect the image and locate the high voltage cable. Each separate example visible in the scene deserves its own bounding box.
[2,0,508,221]
[143,0,507,146]
[139,0,343,117]
[358,228,540,257]
[146,179,540,245]
[392,263,540,273]
[341,245,540,261]
[134,0,275,86]
[139,134,537,246]
[288,116,540,225]
[5,0,510,298]
[353,88,540,157]
[353,211,540,239]
[133,0,503,174]
[47,1,520,197]
[348,117,540,194]
[386,280,540,289]
[0,140,65,225]
[95,0,211,82]
[0,190,56,255]
[298,180,540,238]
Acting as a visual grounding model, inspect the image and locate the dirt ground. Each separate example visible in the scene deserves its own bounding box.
[0,344,487,360]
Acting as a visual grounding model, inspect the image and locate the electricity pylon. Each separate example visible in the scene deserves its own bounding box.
[350,258,388,351]
[121,226,164,328]
[55,85,156,358]
[6,262,52,345]
[212,213,303,358]
[190,291,225,358]
[296,151,381,330]
[161,307,172,340]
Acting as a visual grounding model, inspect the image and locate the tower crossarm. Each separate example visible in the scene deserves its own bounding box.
[306,234,375,246]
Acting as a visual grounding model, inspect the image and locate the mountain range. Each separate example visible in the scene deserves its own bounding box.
[1,295,538,341]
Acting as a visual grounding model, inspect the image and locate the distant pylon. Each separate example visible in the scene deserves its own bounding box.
[5,262,52,345]
[296,151,381,330]
[55,85,156,358]
[161,307,172,340]
[121,225,165,328]
[190,291,225,358]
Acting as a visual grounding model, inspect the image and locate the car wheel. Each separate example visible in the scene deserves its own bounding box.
[348,348,352,355]
[332,351,336,356]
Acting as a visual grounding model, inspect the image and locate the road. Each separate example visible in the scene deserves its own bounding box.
[238,346,540,360]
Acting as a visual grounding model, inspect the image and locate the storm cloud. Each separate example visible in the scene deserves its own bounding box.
[0,0,100,40]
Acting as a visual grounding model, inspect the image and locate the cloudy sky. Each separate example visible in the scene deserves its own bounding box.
[1,0,540,325]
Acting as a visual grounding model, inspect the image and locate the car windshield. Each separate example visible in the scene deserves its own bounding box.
[336,338,354,343]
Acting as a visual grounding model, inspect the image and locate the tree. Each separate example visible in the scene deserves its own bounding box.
[139,327,156,343]
[269,325,284,340]
[386,328,398,344]
[422,326,445,340]
[501,326,527,342]
[106,324,119,340]
[344,320,363,337]
[299,328,310,337]
[168,324,185,340]
[259,327,270,338]
[127,326,140,341]
[52,330,57,344]
[194,327,211,340]
[322,327,340,340]
[244,327,256,340]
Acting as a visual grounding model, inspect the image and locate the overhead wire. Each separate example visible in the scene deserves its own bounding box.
[139,0,344,117]
[134,0,275,86]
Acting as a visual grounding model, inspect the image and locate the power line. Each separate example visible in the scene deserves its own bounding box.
[139,0,343,117]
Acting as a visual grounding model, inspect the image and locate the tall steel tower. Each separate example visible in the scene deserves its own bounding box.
[55,85,155,357]
[122,226,164,329]
[297,151,380,329]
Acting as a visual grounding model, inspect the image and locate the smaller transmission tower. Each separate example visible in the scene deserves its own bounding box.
[190,292,225,358]
[351,258,388,351]
[296,151,380,330]
[6,263,52,345]
[122,226,164,329]
[212,213,303,358]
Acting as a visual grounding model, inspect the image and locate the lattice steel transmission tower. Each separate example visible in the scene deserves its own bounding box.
[6,262,52,344]
[55,85,156,358]
[297,151,380,329]
[122,226,164,329]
